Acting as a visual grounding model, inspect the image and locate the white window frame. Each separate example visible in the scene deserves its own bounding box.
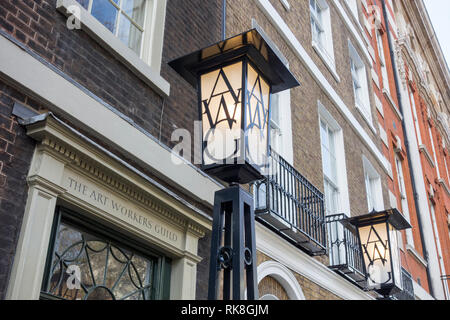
[310,0,337,77]
[376,30,390,94]
[321,119,340,216]
[345,0,359,20]
[349,40,372,127]
[318,102,351,216]
[75,0,165,70]
[270,89,294,164]
[362,156,383,212]
[428,126,441,179]
[444,150,450,186]
[394,154,414,247]
[319,102,350,267]
[83,0,148,56]
[409,89,423,145]
[56,0,169,96]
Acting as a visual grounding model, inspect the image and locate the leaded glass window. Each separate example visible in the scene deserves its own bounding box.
[41,212,165,300]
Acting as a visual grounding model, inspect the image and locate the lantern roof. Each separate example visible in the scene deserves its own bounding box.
[343,208,412,231]
[168,29,300,94]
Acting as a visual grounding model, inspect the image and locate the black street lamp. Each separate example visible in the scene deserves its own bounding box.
[169,29,299,300]
[344,208,412,297]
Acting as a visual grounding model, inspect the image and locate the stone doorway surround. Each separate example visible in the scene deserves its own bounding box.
[6,113,211,300]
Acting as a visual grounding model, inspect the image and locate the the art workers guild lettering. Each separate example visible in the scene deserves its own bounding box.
[67,177,178,243]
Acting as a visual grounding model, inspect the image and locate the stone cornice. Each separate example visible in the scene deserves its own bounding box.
[401,0,450,91]
[25,114,211,236]
[413,0,450,94]
[27,175,67,196]
[397,1,450,132]
[396,36,450,147]
[437,112,450,145]
[41,134,199,233]
[397,37,434,108]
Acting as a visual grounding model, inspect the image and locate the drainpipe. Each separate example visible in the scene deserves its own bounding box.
[381,0,443,299]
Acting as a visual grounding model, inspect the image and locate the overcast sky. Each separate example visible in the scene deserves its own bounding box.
[423,0,450,70]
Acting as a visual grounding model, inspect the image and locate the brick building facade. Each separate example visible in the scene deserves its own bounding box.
[389,0,450,299]
[0,0,448,300]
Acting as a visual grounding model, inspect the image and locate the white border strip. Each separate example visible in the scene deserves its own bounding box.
[254,0,390,174]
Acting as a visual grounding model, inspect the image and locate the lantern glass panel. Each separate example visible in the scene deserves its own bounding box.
[358,222,394,289]
[245,63,270,171]
[389,223,402,290]
[200,61,243,165]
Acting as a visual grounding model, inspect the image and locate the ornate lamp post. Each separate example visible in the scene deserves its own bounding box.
[344,208,412,297]
[169,29,299,300]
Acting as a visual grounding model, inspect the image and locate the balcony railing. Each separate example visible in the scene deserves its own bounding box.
[325,214,366,286]
[253,149,327,255]
[393,268,415,300]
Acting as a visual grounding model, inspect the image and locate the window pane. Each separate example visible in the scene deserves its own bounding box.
[320,121,329,150]
[322,146,331,178]
[76,0,90,9]
[270,93,280,125]
[324,179,339,215]
[45,222,156,300]
[122,0,146,27]
[328,127,335,156]
[365,173,374,211]
[310,0,316,12]
[91,0,119,33]
[321,122,333,181]
[118,14,143,55]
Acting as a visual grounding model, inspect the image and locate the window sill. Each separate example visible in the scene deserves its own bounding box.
[438,179,450,196]
[355,103,376,134]
[406,244,428,268]
[418,144,435,168]
[279,0,290,11]
[312,42,340,83]
[56,0,170,97]
[382,89,403,121]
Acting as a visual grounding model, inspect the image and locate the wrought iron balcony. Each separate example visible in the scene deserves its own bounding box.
[325,214,366,286]
[253,149,327,255]
[392,268,415,300]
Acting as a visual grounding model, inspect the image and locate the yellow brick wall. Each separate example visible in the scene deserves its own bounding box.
[257,251,343,300]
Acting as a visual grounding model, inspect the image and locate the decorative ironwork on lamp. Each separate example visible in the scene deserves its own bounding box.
[169,29,300,300]
[344,208,412,297]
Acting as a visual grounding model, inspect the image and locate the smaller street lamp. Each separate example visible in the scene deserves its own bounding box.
[344,208,411,297]
[169,29,300,300]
